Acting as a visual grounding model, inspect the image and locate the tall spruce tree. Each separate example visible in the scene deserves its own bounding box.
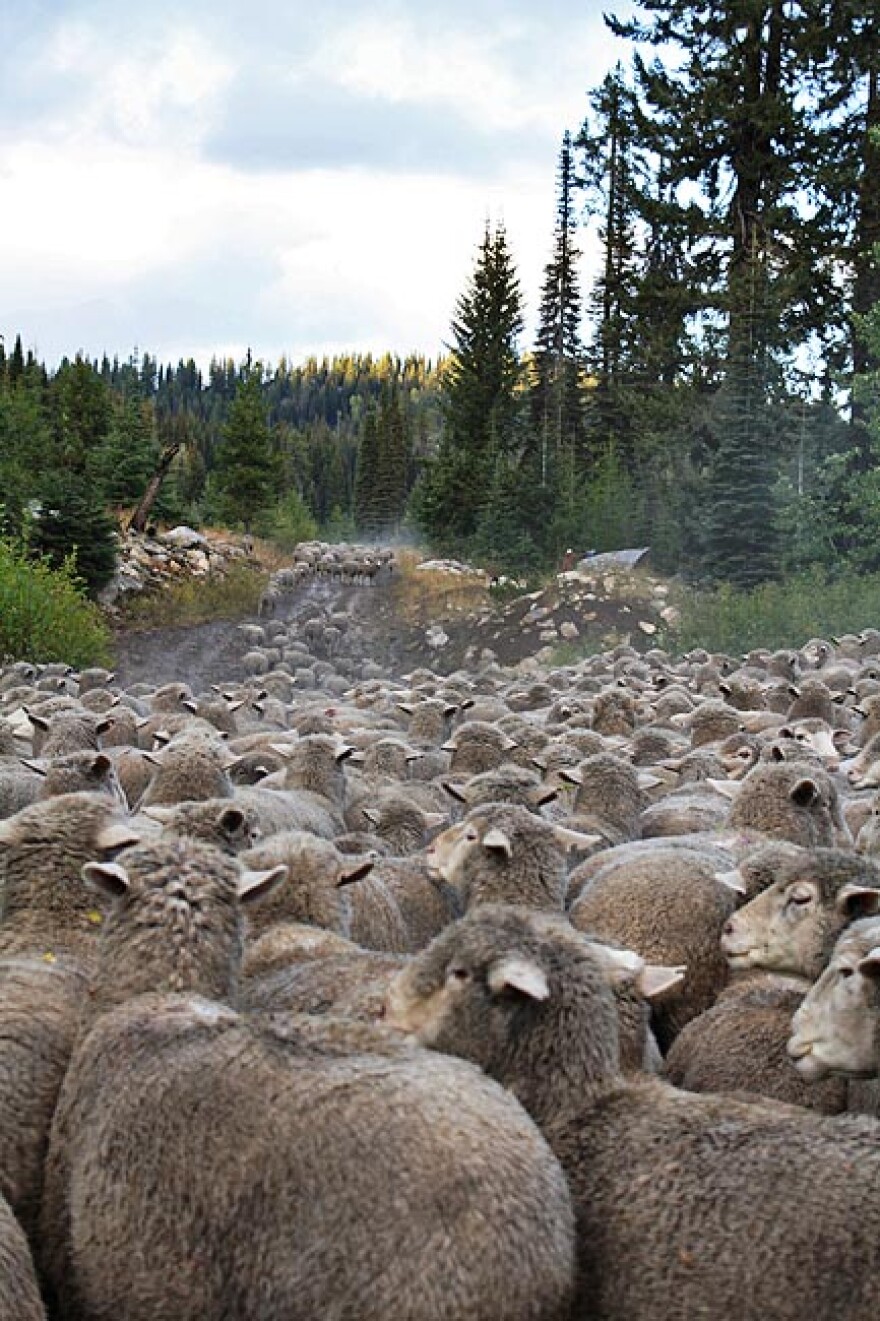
[212,360,280,530]
[415,222,525,551]
[604,1,823,585]
[530,132,587,494]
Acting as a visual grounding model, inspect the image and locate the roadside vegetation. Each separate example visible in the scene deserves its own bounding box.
[0,540,111,667]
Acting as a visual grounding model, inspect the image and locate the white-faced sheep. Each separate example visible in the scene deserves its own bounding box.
[721,848,880,980]
[788,915,880,1081]
[386,903,880,1321]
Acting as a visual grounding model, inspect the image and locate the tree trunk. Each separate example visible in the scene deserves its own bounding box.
[127,442,181,533]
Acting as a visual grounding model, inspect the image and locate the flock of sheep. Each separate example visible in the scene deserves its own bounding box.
[2,552,880,1317]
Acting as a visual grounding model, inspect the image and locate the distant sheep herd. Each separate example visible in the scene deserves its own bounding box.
[2,547,880,1316]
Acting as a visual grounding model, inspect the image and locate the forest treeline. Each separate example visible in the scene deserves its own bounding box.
[2,0,879,596]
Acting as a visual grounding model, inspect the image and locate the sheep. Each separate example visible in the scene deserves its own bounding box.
[0,1190,47,1320]
[0,793,141,960]
[27,707,100,758]
[721,847,880,980]
[0,957,88,1245]
[72,837,287,1016]
[568,846,743,1048]
[441,720,519,775]
[723,760,852,848]
[386,903,880,1321]
[0,762,45,820]
[788,915,880,1081]
[239,831,375,941]
[43,978,575,1318]
[137,731,235,808]
[426,803,600,915]
[141,799,260,854]
[664,976,849,1113]
[243,942,407,1021]
[342,786,445,856]
[561,751,647,846]
[442,764,557,816]
[26,749,128,807]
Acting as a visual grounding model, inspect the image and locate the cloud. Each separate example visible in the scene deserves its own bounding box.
[0,0,628,368]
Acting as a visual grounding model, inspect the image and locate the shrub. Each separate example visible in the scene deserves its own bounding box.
[0,540,111,666]
[667,568,880,656]
[254,490,318,553]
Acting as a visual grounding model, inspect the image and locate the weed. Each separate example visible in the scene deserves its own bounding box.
[116,562,267,631]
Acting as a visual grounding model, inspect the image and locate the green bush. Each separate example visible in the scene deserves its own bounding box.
[0,540,112,666]
[668,568,880,656]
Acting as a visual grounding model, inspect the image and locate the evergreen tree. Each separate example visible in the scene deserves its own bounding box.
[211,361,280,529]
[29,472,118,597]
[529,132,588,494]
[353,406,381,536]
[90,391,158,506]
[416,222,525,550]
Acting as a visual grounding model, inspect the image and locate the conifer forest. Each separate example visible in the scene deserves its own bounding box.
[2,1,878,594]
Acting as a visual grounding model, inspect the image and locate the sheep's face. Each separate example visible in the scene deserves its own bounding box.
[788,919,880,1080]
[722,866,880,980]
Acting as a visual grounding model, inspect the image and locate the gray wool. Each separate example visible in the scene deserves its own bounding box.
[664,975,849,1113]
[0,1190,47,1320]
[389,903,880,1321]
[41,997,575,1320]
[0,792,140,960]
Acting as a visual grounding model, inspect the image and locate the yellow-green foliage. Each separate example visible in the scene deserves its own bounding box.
[389,549,491,626]
[0,540,111,666]
[668,570,880,656]
[118,562,267,630]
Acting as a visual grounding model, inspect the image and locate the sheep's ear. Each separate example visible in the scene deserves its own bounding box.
[444,704,459,718]
[335,745,356,764]
[396,702,415,715]
[637,771,665,792]
[424,812,447,831]
[487,955,550,1002]
[217,806,246,834]
[482,827,513,858]
[790,778,820,808]
[552,823,602,852]
[220,752,241,771]
[361,807,381,826]
[534,787,559,808]
[707,778,739,800]
[715,868,748,896]
[637,964,687,1000]
[83,860,130,899]
[95,716,115,736]
[225,699,246,713]
[836,884,880,919]
[858,947,880,981]
[25,710,50,732]
[336,858,375,888]
[441,781,469,804]
[20,759,47,776]
[558,767,583,786]
[182,700,199,714]
[238,865,288,904]
[592,945,644,984]
[96,823,142,853]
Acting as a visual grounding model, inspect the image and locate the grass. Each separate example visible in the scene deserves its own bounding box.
[115,562,268,631]
[388,548,493,627]
[666,568,880,656]
[0,540,112,667]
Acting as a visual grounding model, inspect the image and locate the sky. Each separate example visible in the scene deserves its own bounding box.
[2,1,636,372]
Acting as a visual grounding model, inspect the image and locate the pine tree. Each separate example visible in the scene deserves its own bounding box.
[211,361,280,529]
[353,406,381,536]
[29,472,118,597]
[415,222,525,550]
[530,132,588,494]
